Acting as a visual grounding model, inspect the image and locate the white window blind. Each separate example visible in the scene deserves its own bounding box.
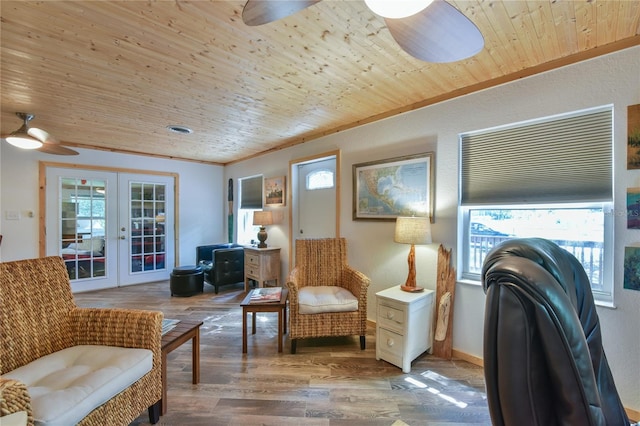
[239,175,263,209]
[460,107,612,205]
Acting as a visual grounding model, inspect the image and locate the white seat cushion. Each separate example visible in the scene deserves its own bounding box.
[298,286,358,314]
[1,411,28,426]
[4,345,153,426]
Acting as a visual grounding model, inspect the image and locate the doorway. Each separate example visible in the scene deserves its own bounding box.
[288,150,340,270]
[43,165,176,292]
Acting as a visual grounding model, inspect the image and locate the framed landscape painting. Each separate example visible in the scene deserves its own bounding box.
[628,104,640,169]
[624,246,640,291]
[628,187,640,229]
[264,176,285,206]
[352,152,434,222]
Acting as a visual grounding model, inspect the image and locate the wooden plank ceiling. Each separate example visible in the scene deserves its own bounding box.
[1,1,639,165]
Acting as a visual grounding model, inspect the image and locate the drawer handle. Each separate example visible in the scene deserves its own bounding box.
[386,311,395,320]
[386,338,394,347]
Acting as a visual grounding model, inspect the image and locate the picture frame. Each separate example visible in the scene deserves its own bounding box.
[627,104,640,169]
[627,187,640,229]
[353,152,435,222]
[264,176,285,206]
[624,246,640,291]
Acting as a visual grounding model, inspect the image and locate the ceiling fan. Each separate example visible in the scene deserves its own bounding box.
[241,0,484,63]
[3,112,78,155]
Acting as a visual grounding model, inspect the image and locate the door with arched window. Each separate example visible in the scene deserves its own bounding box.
[288,153,337,269]
[297,159,336,239]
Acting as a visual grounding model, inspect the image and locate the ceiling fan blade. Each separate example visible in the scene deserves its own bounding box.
[242,0,321,26]
[28,127,58,144]
[37,143,79,156]
[385,0,484,63]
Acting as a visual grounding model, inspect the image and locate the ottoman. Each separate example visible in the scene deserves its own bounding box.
[170,265,204,297]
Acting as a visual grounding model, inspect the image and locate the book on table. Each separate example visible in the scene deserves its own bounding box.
[161,318,180,335]
[250,287,282,303]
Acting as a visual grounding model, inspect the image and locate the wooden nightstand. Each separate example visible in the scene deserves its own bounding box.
[375,285,434,373]
[244,246,281,291]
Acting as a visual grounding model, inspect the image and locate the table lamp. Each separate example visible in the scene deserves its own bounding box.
[252,210,273,248]
[394,216,432,292]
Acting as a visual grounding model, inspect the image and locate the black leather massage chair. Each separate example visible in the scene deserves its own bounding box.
[482,238,630,426]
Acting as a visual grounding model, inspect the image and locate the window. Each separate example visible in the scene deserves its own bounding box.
[306,169,334,190]
[238,175,263,245]
[239,175,263,210]
[62,179,106,239]
[459,106,613,304]
[464,206,608,291]
[60,178,106,280]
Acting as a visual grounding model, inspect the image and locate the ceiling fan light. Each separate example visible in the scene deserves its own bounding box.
[5,125,43,149]
[365,0,434,19]
[6,135,43,149]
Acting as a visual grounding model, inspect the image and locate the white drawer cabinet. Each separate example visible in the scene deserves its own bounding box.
[375,286,434,373]
[243,246,281,291]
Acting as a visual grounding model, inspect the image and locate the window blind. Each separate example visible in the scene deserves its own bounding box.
[239,175,263,209]
[460,107,612,205]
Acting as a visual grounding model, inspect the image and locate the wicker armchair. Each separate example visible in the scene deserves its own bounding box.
[0,379,32,425]
[286,238,370,354]
[0,256,163,426]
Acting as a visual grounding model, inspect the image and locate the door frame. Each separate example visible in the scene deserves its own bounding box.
[39,161,180,268]
[288,149,341,272]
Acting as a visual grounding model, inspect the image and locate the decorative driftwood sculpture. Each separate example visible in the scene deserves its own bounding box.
[432,244,456,359]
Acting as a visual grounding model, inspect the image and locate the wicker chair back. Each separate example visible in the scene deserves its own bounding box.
[1,256,75,373]
[294,237,347,288]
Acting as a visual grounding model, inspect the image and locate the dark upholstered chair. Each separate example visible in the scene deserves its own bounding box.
[286,238,370,354]
[482,238,630,426]
[196,243,244,294]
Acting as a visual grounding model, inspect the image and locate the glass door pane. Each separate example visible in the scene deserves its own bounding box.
[59,178,106,280]
[129,182,166,273]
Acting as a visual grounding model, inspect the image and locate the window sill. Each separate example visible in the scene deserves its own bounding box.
[458,278,482,287]
[460,277,616,309]
[594,299,616,309]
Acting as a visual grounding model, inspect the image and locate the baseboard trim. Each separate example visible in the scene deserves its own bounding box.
[450,349,639,422]
[451,349,483,367]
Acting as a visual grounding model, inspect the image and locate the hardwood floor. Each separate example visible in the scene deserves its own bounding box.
[74,281,491,425]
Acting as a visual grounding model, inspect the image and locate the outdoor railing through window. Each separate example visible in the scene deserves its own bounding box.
[469,236,604,290]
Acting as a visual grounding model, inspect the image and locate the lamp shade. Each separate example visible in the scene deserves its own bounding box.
[394,216,432,245]
[252,210,273,226]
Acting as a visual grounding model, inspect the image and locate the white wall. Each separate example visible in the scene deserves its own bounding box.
[0,147,225,267]
[1,46,637,412]
[225,46,640,411]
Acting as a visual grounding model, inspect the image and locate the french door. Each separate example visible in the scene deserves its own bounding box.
[46,167,175,292]
[117,173,174,286]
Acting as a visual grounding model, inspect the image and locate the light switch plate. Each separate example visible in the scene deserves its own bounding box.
[5,210,20,220]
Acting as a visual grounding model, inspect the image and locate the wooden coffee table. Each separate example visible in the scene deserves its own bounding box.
[240,288,288,353]
[160,319,202,415]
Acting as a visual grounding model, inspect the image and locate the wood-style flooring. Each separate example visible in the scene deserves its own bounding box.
[74,281,491,426]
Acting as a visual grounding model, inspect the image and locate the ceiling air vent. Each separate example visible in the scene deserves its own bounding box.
[166,125,193,135]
